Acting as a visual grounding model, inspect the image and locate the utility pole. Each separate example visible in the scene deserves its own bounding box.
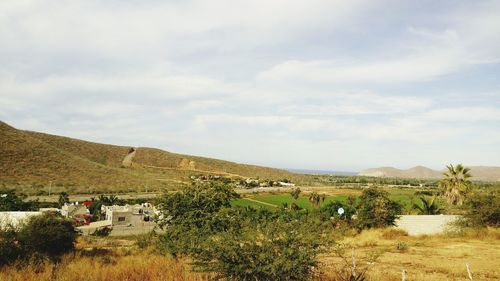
[48,181,52,197]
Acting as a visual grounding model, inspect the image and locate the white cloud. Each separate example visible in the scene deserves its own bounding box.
[422,107,500,122]
[1,0,499,170]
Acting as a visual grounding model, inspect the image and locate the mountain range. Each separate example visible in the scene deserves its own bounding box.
[359,165,500,182]
[2,120,499,195]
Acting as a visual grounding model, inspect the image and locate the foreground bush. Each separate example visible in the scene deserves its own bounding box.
[460,190,500,227]
[196,217,327,280]
[356,188,402,229]
[0,212,77,266]
[0,189,38,211]
[0,223,22,266]
[158,183,331,280]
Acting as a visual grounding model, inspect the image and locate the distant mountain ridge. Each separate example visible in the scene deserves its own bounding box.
[359,165,500,182]
[287,169,358,176]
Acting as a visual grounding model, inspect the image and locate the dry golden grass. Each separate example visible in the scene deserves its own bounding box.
[0,251,211,281]
[1,229,499,281]
[323,228,500,281]
[0,236,213,281]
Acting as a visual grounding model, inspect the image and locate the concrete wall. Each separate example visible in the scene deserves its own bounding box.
[0,211,41,227]
[395,215,459,236]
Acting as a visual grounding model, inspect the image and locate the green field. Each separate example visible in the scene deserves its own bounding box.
[232,189,421,210]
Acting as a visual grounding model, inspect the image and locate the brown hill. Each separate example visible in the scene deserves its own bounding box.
[0,121,295,194]
[359,165,500,182]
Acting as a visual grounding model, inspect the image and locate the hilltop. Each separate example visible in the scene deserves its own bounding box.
[0,121,295,194]
[359,165,500,182]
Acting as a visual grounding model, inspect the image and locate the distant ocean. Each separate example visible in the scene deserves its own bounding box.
[287,169,358,176]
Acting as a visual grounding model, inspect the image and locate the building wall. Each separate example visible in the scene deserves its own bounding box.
[111,211,134,225]
[0,212,41,227]
[395,215,459,236]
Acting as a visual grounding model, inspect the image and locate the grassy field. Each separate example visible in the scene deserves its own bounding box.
[233,188,421,210]
[1,229,498,281]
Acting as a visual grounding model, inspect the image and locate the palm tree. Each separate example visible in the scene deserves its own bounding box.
[413,196,443,215]
[290,188,301,202]
[309,192,321,207]
[440,164,472,205]
[98,194,120,206]
[58,192,70,208]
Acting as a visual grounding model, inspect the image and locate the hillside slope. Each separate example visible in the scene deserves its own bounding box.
[1,121,295,194]
[359,165,500,182]
[0,122,160,192]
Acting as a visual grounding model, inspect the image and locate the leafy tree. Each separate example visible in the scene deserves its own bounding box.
[98,194,122,206]
[319,201,356,222]
[460,190,500,227]
[157,183,331,280]
[17,212,77,260]
[157,182,239,257]
[58,192,70,208]
[413,196,443,215]
[88,200,103,222]
[356,188,402,229]
[196,218,328,281]
[0,222,22,267]
[440,164,472,205]
[0,189,37,211]
[1,212,77,266]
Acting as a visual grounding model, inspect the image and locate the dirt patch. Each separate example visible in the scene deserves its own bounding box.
[121,147,137,167]
[178,158,196,170]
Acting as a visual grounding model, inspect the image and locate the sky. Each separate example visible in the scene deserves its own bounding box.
[1,0,499,172]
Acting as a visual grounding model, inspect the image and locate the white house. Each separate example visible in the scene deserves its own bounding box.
[103,203,155,226]
[61,202,88,219]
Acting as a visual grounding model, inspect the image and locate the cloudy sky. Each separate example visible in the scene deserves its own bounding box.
[1,0,500,171]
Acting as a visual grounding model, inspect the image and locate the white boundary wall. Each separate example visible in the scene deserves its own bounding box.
[395,215,459,236]
[0,211,42,227]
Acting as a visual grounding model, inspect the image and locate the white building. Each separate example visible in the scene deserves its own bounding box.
[61,202,88,219]
[102,203,155,226]
[277,181,295,187]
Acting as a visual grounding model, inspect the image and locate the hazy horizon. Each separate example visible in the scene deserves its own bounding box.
[1,1,499,171]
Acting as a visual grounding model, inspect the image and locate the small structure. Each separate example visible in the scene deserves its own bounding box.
[61,202,90,225]
[0,211,41,227]
[395,215,459,236]
[277,181,295,187]
[61,202,88,218]
[39,207,60,212]
[103,203,155,226]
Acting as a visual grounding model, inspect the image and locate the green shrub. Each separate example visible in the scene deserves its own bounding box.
[0,189,38,211]
[197,219,326,281]
[0,212,77,267]
[460,190,500,227]
[356,188,402,229]
[91,226,112,237]
[0,223,22,267]
[396,241,408,252]
[157,183,331,280]
[17,212,77,260]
